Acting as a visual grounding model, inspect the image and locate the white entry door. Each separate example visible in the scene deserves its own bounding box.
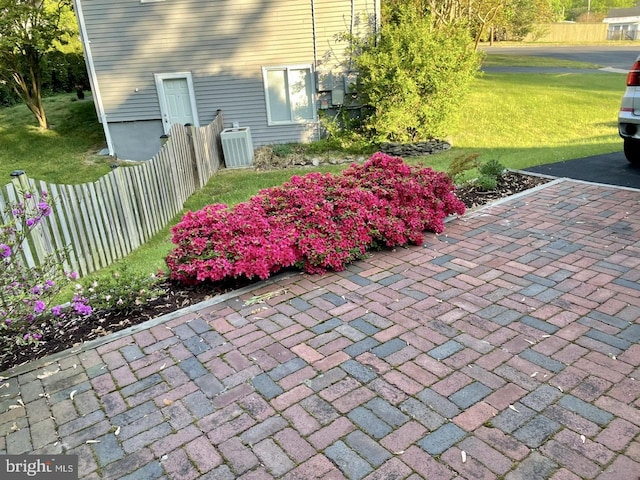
[154,72,199,134]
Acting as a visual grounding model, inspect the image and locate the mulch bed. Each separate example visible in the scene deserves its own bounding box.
[454,170,551,209]
[0,171,551,373]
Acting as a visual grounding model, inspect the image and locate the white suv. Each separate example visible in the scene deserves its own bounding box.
[619,57,640,166]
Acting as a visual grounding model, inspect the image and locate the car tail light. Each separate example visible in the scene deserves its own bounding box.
[627,61,640,86]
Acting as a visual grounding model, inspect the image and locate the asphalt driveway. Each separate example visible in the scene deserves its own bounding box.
[525,152,640,189]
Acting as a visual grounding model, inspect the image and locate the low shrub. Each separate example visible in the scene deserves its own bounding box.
[166,153,465,283]
[81,265,166,312]
[271,143,296,157]
[476,159,506,191]
[447,152,481,183]
[475,174,498,192]
[447,156,506,192]
[478,159,506,179]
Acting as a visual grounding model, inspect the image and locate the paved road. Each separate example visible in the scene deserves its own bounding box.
[481,45,639,70]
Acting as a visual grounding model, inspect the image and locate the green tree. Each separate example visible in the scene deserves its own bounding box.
[565,0,636,20]
[475,0,559,42]
[352,4,481,143]
[497,0,540,39]
[466,0,508,47]
[548,0,572,20]
[0,0,74,129]
[383,1,546,46]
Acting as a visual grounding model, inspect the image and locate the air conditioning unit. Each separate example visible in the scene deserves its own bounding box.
[220,127,254,169]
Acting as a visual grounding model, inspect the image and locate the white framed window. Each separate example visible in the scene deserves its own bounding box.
[262,65,316,125]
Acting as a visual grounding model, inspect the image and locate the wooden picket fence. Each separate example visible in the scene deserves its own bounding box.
[0,111,225,278]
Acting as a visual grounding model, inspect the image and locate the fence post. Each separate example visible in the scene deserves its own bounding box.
[10,170,28,191]
[9,170,48,267]
[214,110,224,172]
[185,124,201,189]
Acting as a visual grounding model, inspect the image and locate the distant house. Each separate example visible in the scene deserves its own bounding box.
[73,0,380,160]
[604,6,640,40]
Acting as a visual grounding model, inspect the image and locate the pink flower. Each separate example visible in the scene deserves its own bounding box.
[166,153,464,283]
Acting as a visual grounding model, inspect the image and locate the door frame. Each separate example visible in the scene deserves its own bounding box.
[154,72,200,134]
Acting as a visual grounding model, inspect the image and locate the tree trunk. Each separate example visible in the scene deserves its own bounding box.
[10,50,49,129]
[26,98,49,130]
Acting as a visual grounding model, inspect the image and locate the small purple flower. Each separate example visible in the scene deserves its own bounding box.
[73,301,92,316]
[34,300,46,314]
[26,218,36,227]
[51,305,62,316]
[23,332,42,342]
[38,202,51,216]
[0,244,11,258]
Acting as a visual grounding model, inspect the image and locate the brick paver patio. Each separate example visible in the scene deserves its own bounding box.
[1,178,639,479]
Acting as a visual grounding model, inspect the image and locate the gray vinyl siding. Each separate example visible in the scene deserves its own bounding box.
[80,0,378,147]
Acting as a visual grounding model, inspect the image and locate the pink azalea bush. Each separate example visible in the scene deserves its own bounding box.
[166,153,465,283]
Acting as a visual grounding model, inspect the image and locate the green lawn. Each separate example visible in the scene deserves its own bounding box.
[443,71,625,170]
[0,56,628,293]
[0,93,110,184]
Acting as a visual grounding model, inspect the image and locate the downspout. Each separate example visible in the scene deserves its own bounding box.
[310,0,318,70]
[349,0,355,71]
[73,0,115,156]
[310,0,321,141]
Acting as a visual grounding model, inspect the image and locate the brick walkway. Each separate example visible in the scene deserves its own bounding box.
[1,178,639,479]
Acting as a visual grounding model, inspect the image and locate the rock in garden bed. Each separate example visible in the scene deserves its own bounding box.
[379,139,451,157]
